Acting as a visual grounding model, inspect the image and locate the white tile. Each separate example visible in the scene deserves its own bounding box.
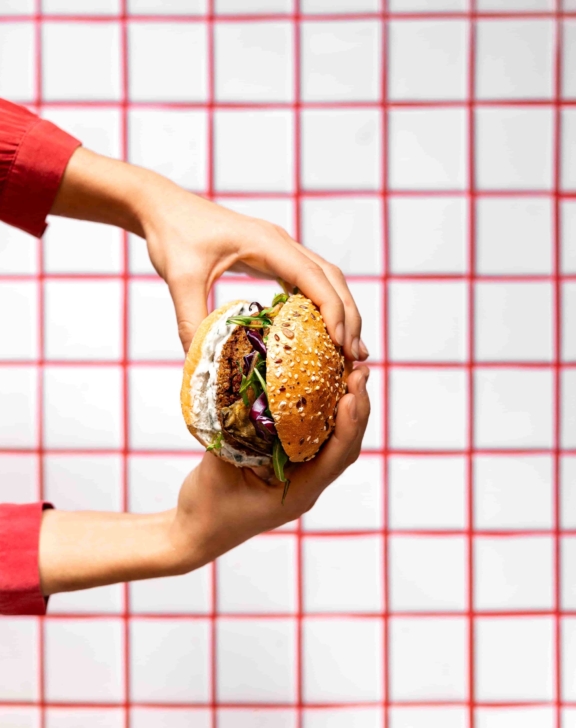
[42,22,121,101]
[389,455,467,530]
[475,617,554,701]
[216,0,292,11]
[304,708,382,728]
[44,366,122,449]
[475,107,554,190]
[219,709,296,728]
[390,368,467,450]
[218,535,297,613]
[562,538,576,609]
[0,366,37,447]
[301,196,383,275]
[46,709,124,728]
[216,197,295,238]
[389,197,467,274]
[476,198,553,275]
[0,0,34,14]
[363,366,384,449]
[50,585,124,615]
[563,201,576,273]
[563,618,576,700]
[562,455,576,529]
[0,709,39,728]
[302,455,383,532]
[130,567,211,614]
[477,0,553,9]
[129,234,157,276]
[43,0,120,12]
[348,280,383,362]
[215,110,294,193]
[390,617,468,700]
[45,619,124,702]
[565,0,576,8]
[302,0,378,11]
[0,282,37,360]
[476,708,555,728]
[390,707,468,728]
[44,218,123,274]
[390,536,467,611]
[129,281,182,361]
[0,619,39,701]
[0,222,38,274]
[129,366,196,450]
[475,282,553,362]
[0,453,38,503]
[128,454,198,512]
[0,22,35,102]
[389,108,467,190]
[303,535,383,613]
[301,20,380,102]
[389,281,467,362]
[389,20,467,101]
[563,370,576,448]
[128,0,206,13]
[130,619,210,702]
[389,0,467,8]
[475,369,553,448]
[129,110,208,192]
[564,708,576,728]
[564,283,576,361]
[45,281,122,361]
[217,618,296,702]
[129,22,207,102]
[303,618,383,702]
[476,20,554,100]
[564,110,576,190]
[301,109,381,190]
[475,536,553,610]
[474,455,553,530]
[216,21,293,102]
[131,709,211,728]
[564,21,576,99]
[44,454,123,512]
[214,280,281,309]
[42,107,121,159]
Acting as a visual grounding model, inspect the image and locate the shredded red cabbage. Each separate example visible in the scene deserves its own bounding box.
[246,329,267,358]
[249,392,277,440]
[250,301,263,313]
[243,350,258,374]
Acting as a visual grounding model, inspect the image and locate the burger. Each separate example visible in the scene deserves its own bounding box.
[180,292,347,500]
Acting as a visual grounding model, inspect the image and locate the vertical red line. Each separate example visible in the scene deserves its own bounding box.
[381,2,389,727]
[120,2,131,727]
[206,3,217,726]
[294,4,304,727]
[35,2,46,727]
[467,3,477,727]
[553,2,563,726]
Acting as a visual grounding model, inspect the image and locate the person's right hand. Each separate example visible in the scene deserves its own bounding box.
[168,366,370,570]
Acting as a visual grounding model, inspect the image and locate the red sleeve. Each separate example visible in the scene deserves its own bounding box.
[0,503,53,616]
[0,98,81,238]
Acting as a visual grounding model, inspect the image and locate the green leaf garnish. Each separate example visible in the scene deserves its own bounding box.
[206,432,223,452]
[227,315,271,328]
[253,365,267,395]
[273,438,290,503]
[272,292,289,307]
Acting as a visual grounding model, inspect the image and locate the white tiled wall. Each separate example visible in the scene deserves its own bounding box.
[0,0,572,726]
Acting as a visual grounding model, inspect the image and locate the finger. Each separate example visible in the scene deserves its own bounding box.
[167,274,209,353]
[293,244,367,361]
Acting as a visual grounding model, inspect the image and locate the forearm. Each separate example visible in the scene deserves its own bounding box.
[39,507,191,596]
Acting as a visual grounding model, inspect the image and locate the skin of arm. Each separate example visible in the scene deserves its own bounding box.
[39,145,371,596]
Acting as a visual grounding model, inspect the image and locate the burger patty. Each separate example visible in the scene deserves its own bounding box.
[216,325,272,457]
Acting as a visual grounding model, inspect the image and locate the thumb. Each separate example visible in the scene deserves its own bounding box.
[168,275,209,353]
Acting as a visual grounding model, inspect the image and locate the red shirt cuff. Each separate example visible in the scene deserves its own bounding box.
[0,111,80,238]
[0,502,53,616]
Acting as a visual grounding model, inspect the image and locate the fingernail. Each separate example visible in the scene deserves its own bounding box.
[349,395,358,421]
[334,322,345,347]
[351,337,360,360]
[359,339,370,359]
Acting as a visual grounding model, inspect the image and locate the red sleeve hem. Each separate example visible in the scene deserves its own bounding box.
[0,116,80,239]
[0,502,53,616]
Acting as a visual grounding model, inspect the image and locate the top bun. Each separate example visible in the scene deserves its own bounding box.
[266,294,346,462]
